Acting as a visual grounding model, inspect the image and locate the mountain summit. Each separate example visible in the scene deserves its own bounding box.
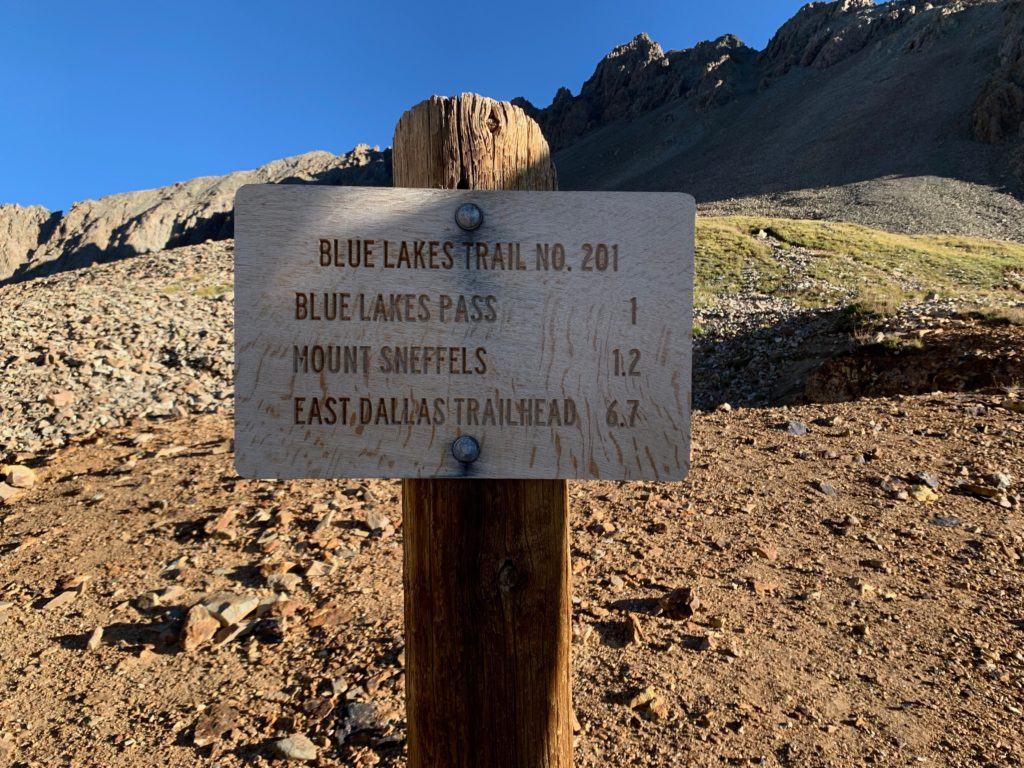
[2,0,1022,284]
[518,0,1024,238]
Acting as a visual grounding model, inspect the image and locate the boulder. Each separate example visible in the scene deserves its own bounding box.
[3,465,37,489]
[0,204,58,282]
[973,0,1024,144]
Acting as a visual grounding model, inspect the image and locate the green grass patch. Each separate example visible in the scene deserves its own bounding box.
[195,283,233,297]
[693,219,781,307]
[960,305,1024,327]
[162,276,232,297]
[694,215,1024,312]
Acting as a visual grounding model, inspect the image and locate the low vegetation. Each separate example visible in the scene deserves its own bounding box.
[691,219,781,305]
[162,275,232,297]
[695,216,1024,314]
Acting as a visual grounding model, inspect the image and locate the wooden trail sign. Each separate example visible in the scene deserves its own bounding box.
[394,93,571,768]
[233,187,694,480]
[232,92,695,768]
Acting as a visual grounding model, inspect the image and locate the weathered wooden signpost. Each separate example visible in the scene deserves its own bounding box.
[234,93,694,767]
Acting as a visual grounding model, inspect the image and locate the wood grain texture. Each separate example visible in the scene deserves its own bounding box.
[232,185,695,480]
[402,479,571,768]
[233,95,693,484]
[392,93,557,192]
[396,94,571,768]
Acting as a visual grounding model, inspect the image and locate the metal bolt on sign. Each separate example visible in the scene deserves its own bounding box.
[451,435,481,464]
[455,202,483,231]
[233,93,694,768]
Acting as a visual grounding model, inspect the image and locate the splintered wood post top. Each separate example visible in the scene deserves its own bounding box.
[395,93,572,768]
[392,93,557,191]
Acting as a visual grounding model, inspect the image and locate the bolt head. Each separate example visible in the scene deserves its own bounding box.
[451,435,481,464]
[455,203,483,231]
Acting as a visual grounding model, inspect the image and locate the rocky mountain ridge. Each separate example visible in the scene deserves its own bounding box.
[512,32,758,151]
[2,0,1023,284]
[543,0,1024,240]
[974,0,1024,149]
[518,0,1019,151]
[0,146,389,284]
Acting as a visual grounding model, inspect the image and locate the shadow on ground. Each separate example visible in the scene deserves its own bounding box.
[694,310,1024,410]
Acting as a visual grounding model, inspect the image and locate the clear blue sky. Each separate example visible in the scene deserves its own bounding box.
[1,1,863,212]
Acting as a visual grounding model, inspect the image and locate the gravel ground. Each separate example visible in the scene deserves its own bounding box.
[1,237,1022,767]
[0,393,1020,767]
[701,176,1024,243]
[2,238,1020,457]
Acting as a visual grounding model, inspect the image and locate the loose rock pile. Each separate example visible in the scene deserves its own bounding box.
[3,237,1021,458]
[1,242,234,456]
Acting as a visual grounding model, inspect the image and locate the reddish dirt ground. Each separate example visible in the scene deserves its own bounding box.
[1,389,1022,767]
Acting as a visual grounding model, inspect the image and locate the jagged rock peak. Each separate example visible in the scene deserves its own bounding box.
[974,0,1024,145]
[515,32,756,150]
[762,0,1003,81]
[580,33,668,108]
[604,32,664,62]
[834,0,875,15]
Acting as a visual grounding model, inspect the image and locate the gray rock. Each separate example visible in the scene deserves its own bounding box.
[815,481,839,499]
[336,701,381,746]
[271,733,318,761]
[986,472,1013,490]
[266,573,303,593]
[0,204,56,281]
[786,421,809,436]
[202,593,259,626]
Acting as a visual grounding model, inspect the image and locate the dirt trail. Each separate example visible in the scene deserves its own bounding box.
[1,391,1021,767]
